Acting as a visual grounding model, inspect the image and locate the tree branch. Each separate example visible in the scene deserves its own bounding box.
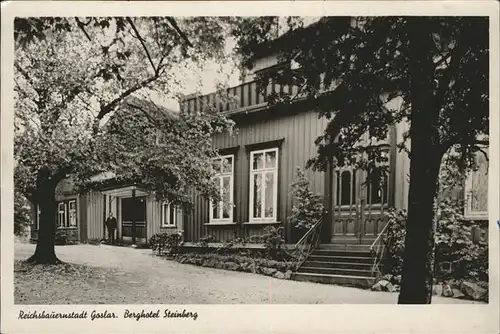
[434,36,467,112]
[440,136,489,155]
[126,17,157,74]
[96,74,159,120]
[166,17,193,48]
[75,17,92,42]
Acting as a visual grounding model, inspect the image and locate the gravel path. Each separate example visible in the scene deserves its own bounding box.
[14,243,480,305]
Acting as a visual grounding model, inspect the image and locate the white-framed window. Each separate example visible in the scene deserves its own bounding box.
[57,202,66,228]
[161,202,177,227]
[36,205,41,230]
[249,147,278,221]
[210,154,234,223]
[68,200,77,227]
[56,200,77,228]
[464,152,488,220]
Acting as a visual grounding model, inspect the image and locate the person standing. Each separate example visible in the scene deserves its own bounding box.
[105,212,117,244]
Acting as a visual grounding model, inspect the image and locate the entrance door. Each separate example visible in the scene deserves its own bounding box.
[330,167,390,244]
[121,196,147,243]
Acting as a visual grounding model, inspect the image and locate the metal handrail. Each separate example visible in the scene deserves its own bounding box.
[369,221,390,278]
[290,216,325,270]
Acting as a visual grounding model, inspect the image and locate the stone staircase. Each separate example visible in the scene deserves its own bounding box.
[291,244,379,288]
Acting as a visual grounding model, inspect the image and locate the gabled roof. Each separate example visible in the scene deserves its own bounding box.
[124,95,179,121]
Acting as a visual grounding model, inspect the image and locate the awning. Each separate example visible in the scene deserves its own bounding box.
[101,185,149,198]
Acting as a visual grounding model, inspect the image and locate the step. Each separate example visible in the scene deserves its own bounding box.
[291,272,375,288]
[318,244,373,252]
[312,249,373,258]
[302,260,373,270]
[330,237,376,245]
[308,255,373,264]
[298,266,374,277]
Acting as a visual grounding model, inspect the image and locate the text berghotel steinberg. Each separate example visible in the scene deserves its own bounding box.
[18,309,198,321]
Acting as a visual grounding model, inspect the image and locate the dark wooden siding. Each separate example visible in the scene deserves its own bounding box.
[86,191,105,240]
[147,196,184,239]
[79,195,88,242]
[184,108,329,243]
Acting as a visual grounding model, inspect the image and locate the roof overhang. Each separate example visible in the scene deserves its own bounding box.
[101,185,149,198]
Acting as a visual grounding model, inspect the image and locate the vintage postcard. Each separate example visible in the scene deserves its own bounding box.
[1,1,499,333]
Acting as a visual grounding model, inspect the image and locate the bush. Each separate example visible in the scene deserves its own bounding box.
[434,198,488,282]
[384,200,488,283]
[55,230,68,245]
[14,193,32,236]
[288,167,325,231]
[198,234,217,248]
[149,232,183,256]
[384,208,407,275]
[261,226,286,260]
[176,252,295,276]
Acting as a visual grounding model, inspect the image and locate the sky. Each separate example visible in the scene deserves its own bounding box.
[152,37,242,111]
[152,17,322,111]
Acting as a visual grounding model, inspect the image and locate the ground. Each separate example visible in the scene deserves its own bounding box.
[14,243,481,304]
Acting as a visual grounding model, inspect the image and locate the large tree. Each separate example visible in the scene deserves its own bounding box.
[14,17,235,264]
[232,16,488,303]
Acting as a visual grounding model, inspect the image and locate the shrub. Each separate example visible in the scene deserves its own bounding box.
[261,226,287,260]
[149,232,183,256]
[198,234,217,248]
[55,230,68,245]
[434,198,488,282]
[288,167,325,231]
[384,208,407,275]
[14,192,32,236]
[176,252,296,274]
[384,200,488,283]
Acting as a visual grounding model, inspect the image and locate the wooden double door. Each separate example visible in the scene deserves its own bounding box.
[121,196,147,243]
[330,168,391,244]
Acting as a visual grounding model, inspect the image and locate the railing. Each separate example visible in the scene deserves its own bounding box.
[181,80,305,115]
[289,216,324,271]
[369,221,391,278]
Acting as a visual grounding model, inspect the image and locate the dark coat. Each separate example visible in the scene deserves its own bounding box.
[105,217,117,229]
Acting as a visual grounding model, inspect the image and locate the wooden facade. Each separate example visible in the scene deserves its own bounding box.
[183,101,330,243]
[181,88,413,245]
[30,185,184,245]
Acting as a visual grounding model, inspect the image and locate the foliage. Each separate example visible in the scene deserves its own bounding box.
[233,17,488,170]
[149,232,183,256]
[176,252,295,274]
[14,192,32,236]
[288,167,325,230]
[385,203,488,283]
[54,230,69,246]
[261,226,286,260]
[14,17,237,263]
[434,199,488,282]
[232,16,488,303]
[197,234,218,248]
[384,208,407,276]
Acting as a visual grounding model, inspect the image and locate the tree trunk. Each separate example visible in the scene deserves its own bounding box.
[398,18,442,304]
[26,178,62,264]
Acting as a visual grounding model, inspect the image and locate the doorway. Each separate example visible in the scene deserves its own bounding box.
[121,196,147,244]
[330,167,390,245]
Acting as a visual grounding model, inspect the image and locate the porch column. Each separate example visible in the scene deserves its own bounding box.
[132,188,136,245]
[102,194,107,239]
[322,157,334,243]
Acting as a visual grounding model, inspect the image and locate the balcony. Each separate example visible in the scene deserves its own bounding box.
[181,80,303,116]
